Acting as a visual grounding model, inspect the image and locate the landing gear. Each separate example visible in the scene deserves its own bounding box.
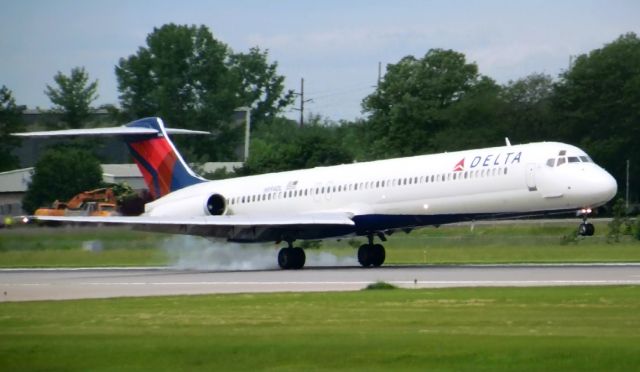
[358,234,386,268]
[578,222,595,236]
[358,244,385,267]
[278,246,306,270]
[577,208,595,236]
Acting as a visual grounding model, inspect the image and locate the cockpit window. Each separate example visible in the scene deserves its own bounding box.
[549,152,593,167]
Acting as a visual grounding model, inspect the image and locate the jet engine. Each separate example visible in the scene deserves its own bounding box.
[205,193,226,215]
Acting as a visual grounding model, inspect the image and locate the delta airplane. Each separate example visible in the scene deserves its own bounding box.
[15,117,618,269]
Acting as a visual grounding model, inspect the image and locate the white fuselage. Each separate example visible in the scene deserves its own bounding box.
[144,141,617,239]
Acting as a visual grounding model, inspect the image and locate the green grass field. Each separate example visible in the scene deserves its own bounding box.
[1,222,639,267]
[1,286,639,371]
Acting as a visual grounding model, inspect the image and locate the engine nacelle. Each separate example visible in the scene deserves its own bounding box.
[205,193,226,215]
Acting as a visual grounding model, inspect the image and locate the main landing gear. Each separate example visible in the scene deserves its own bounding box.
[577,208,595,236]
[277,233,387,270]
[358,234,386,268]
[278,243,306,270]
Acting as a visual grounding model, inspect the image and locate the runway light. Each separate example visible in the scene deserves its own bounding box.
[21,217,29,224]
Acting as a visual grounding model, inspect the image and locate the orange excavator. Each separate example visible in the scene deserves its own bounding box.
[34,188,119,217]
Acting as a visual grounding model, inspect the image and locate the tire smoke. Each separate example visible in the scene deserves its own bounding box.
[162,236,357,271]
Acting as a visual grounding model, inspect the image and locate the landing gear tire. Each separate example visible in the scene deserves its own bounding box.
[278,247,306,270]
[578,222,595,237]
[358,244,386,268]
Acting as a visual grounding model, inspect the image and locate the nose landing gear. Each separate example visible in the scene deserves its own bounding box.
[577,208,595,236]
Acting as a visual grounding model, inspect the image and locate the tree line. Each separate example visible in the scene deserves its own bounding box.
[1,24,638,212]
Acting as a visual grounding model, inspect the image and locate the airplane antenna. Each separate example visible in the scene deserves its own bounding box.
[505,137,512,146]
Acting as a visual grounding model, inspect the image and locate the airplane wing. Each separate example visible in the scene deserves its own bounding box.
[28,213,356,243]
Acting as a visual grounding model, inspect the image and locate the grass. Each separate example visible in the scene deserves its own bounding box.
[0,226,168,267]
[1,221,639,267]
[1,286,639,371]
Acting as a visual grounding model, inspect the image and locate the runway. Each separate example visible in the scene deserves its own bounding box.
[2,264,640,302]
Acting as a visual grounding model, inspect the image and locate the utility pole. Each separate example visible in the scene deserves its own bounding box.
[299,78,305,127]
[626,159,630,211]
[293,77,312,127]
[377,61,382,87]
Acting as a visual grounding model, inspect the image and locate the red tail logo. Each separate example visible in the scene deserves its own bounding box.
[453,158,465,172]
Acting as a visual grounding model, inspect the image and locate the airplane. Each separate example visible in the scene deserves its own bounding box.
[14,117,618,269]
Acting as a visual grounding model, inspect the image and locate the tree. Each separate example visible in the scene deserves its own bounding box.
[22,147,103,214]
[432,76,503,151]
[240,117,353,175]
[362,49,495,158]
[0,85,24,171]
[44,67,98,128]
[229,47,295,126]
[499,73,555,143]
[115,24,293,160]
[552,33,640,201]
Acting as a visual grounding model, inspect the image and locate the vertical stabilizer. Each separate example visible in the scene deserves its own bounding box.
[124,117,205,198]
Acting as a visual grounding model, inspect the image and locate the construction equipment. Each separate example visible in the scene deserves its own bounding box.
[35,188,119,217]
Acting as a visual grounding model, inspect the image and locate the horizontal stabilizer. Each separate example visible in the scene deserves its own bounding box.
[12,126,209,137]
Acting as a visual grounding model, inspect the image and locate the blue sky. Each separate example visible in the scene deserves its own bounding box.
[1,0,638,121]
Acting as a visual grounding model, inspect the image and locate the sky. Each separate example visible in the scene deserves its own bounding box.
[1,0,639,122]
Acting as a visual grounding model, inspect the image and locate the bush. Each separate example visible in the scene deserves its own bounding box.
[364,281,397,290]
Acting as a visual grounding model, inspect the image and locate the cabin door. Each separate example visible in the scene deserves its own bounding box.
[525,163,538,192]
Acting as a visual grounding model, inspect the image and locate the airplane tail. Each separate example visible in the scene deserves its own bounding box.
[13,117,208,199]
[123,117,206,198]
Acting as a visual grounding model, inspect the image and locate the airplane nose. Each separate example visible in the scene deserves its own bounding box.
[595,169,618,203]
